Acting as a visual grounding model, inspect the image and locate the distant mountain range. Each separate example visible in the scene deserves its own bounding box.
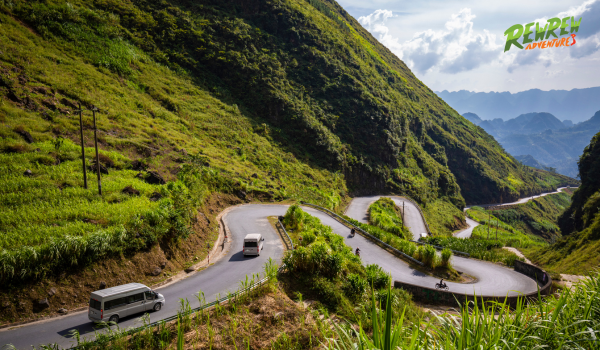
[438,87,600,123]
[464,111,600,178]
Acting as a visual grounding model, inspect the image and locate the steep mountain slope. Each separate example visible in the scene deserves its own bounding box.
[438,87,600,122]
[529,132,600,273]
[0,0,575,287]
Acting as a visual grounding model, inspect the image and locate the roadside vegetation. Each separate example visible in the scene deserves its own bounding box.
[491,192,572,241]
[467,206,548,248]
[31,260,333,350]
[422,236,523,267]
[280,205,423,325]
[367,198,410,240]
[329,271,600,350]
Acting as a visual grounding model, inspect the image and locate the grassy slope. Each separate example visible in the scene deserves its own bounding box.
[0,8,345,285]
[528,132,600,274]
[490,192,572,241]
[0,0,576,283]
[5,0,576,209]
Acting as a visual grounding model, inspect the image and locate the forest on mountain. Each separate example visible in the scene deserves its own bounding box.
[529,131,600,273]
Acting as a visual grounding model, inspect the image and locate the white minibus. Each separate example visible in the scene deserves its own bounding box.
[243,233,264,256]
[88,283,165,324]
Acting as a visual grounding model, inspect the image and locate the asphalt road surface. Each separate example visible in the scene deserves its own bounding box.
[343,197,538,296]
[1,196,544,349]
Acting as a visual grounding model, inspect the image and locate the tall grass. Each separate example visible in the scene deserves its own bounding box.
[329,271,600,349]
[368,198,409,239]
[422,236,522,266]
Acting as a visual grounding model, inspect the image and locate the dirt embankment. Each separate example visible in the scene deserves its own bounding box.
[0,193,243,327]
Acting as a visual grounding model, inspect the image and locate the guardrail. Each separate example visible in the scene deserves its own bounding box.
[300,202,425,266]
[409,239,470,257]
[277,216,294,250]
[71,266,283,349]
[386,196,469,257]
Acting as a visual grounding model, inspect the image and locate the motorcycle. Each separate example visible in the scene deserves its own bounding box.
[435,282,449,291]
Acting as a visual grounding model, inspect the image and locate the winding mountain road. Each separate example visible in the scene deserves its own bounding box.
[1,191,554,349]
[454,187,571,238]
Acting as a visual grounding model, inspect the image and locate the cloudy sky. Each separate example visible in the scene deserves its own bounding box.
[337,0,600,93]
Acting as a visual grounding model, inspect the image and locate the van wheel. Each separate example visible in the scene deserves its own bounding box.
[109,315,119,324]
[153,303,162,312]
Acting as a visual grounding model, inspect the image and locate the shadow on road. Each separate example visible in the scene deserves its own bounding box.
[228,251,260,262]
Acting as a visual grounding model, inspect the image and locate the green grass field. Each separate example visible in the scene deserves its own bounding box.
[0,9,347,284]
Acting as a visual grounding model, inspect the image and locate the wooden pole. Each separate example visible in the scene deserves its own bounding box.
[496,217,498,241]
[92,108,102,195]
[488,211,490,239]
[78,103,87,189]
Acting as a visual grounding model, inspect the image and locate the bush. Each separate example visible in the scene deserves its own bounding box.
[441,248,452,267]
[421,245,437,268]
[312,277,342,309]
[365,264,389,289]
[344,273,367,301]
[300,231,316,246]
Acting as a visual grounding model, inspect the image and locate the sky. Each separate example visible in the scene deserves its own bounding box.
[336,0,600,93]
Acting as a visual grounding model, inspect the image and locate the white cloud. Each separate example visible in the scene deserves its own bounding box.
[358,2,600,77]
[357,10,403,53]
[359,8,501,74]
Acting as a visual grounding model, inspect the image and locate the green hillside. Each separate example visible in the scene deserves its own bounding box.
[0,0,574,285]
[530,132,600,274]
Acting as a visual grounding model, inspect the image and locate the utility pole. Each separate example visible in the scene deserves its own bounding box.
[488,211,490,239]
[78,103,87,189]
[496,216,498,241]
[92,107,102,195]
[402,201,405,228]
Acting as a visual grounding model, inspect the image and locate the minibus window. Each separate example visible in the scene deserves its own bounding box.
[145,291,155,300]
[128,293,145,303]
[105,297,127,310]
[244,241,258,247]
[89,299,101,310]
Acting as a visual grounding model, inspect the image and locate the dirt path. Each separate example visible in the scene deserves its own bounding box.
[502,247,532,264]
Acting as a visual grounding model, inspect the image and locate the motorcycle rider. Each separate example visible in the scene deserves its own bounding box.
[439,278,447,288]
[350,228,356,237]
[355,247,361,256]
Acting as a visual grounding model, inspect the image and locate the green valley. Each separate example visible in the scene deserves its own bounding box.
[0,0,595,349]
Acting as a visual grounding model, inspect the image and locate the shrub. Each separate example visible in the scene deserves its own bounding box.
[421,245,437,268]
[441,248,452,267]
[299,231,316,246]
[344,273,367,301]
[365,264,389,289]
[312,277,342,309]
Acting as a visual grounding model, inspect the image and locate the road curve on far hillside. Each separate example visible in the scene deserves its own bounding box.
[454,187,573,238]
[344,196,538,296]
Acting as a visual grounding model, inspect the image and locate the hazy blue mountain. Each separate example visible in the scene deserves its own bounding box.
[438,87,600,122]
[563,120,574,127]
[499,111,600,178]
[466,112,567,138]
[514,155,547,170]
[462,112,482,125]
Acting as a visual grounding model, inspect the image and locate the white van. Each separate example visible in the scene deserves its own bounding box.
[243,233,264,256]
[88,283,166,324]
